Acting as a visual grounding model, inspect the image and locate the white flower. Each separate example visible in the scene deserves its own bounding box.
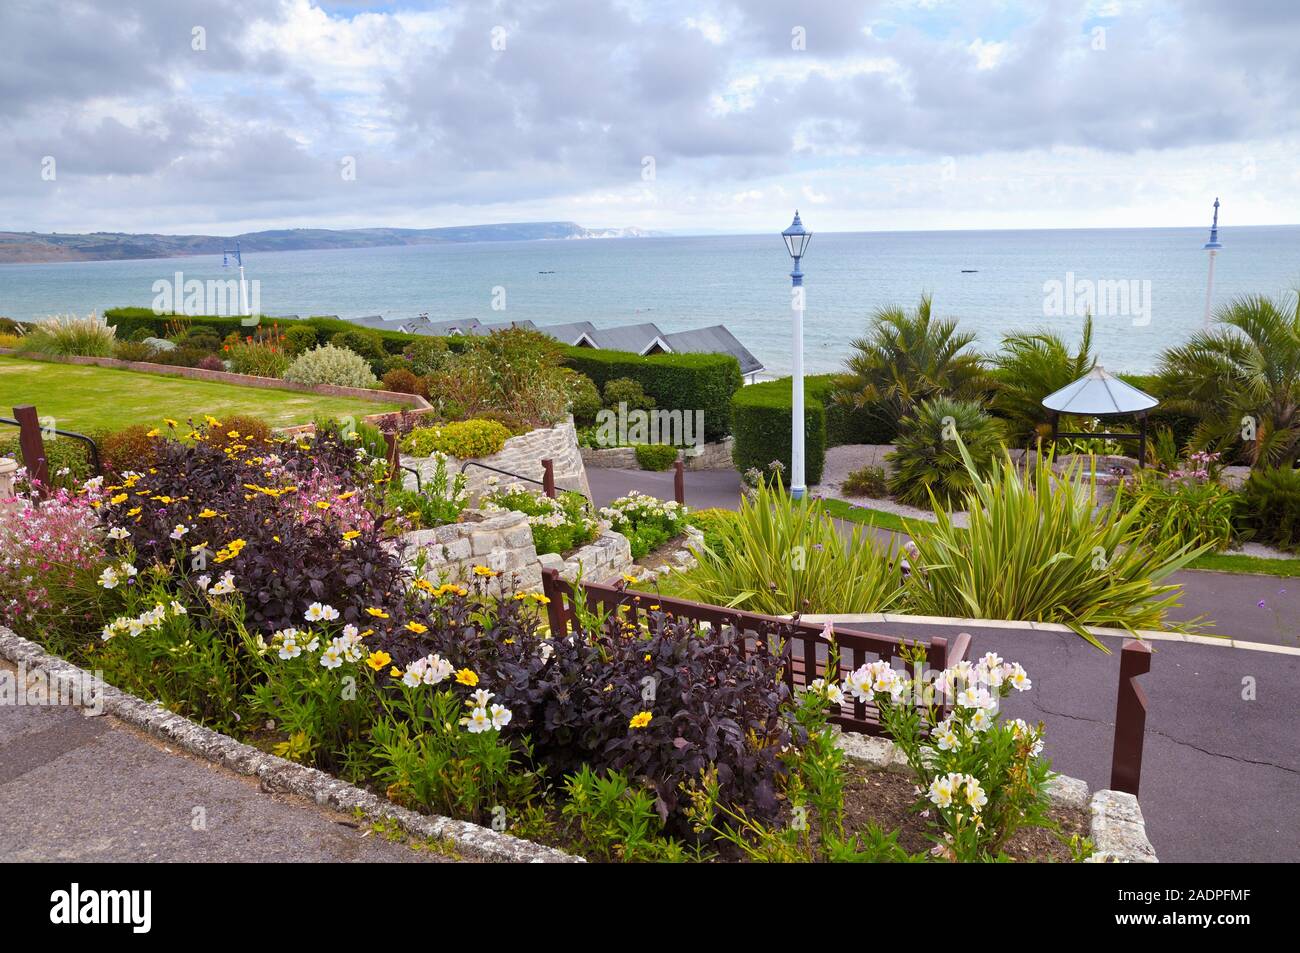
[928,773,958,809]
[1006,663,1032,692]
[969,707,994,732]
[98,567,120,589]
[196,574,212,591]
[539,642,554,662]
[490,704,512,729]
[169,600,187,615]
[320,645,344,669]
[169,524,189,540]
[935,725,962,751]
[342,624,359,639]
[468,688,495,708]
[463,706,492,733]
[957,686,995,710]
[107,527,130,540]
[278,638,302,660]
[305,602,339,623]
[963,776,988,812]
[208,571,238,595]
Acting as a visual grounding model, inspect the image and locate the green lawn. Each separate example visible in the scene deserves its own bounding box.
[823,496,1300,578]
[0,356,403,432]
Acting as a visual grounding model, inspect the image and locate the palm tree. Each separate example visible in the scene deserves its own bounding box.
[990,315,1096,447]
[834,294,988,431]
[1157,293,1300,468]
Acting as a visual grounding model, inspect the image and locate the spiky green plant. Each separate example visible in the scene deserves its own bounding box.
[990,314,1096,446]
[904,439,1208,648]
[886,397,1003,509]
[660,477,905,616]
[1156,292,1300,468]
[833,294,988,431]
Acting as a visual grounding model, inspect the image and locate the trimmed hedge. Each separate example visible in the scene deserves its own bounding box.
[806,373,898,447]
[561,346,742,442]
[104,309,474,358]
[731,378,827,485]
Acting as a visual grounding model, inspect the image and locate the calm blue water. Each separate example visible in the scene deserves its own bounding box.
[2,226,1297,376]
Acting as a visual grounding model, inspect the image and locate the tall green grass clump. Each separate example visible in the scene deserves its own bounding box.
[905,439,1208,648]
[17,313,117,358]
[662,476,905,616]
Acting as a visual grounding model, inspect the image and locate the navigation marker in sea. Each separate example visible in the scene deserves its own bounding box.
[1201,198,1222,329]
[223,239,253,323]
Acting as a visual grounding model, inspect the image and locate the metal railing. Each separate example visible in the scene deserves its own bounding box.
[2,405,103,489]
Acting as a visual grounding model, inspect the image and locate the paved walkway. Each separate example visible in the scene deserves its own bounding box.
[0,661,456,863]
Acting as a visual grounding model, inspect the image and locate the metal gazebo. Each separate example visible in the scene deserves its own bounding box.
[1041,366,1159,467]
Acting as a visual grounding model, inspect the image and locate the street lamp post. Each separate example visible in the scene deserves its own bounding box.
[782,211,812,499]
[1202,197,1222,329]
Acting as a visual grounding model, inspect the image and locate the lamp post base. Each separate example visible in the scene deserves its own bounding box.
[790,485,806,500]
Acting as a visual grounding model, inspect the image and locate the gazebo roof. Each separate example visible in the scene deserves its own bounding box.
[1041,366,1158,416]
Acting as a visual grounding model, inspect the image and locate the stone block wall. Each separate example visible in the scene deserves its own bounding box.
[400,509,542,595]
[580,438,733,472]
[538,530,633,584]
[402,416,591,503]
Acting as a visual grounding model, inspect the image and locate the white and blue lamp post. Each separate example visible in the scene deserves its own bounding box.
[782,210,812,499]
[1201,198,1222,329]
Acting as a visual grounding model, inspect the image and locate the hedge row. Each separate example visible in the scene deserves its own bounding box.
[103,309,473,357]
[561,346,742,443]
[731,374,900,484]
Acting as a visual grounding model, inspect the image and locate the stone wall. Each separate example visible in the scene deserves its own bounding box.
[402,416,590,503]
[400,509,541,595]
[0,458,17,498]
[538,530,633,584]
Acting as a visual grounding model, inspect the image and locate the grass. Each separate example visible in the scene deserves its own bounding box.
[0,355,403,431]
[824,495,1300,579]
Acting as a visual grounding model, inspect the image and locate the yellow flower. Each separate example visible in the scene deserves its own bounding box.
[315,500,331,510]
[365,650,392,672]
[165,418,179,429]
[405,621,428,634]
[342,530,361,541]
[629,712,653,730]
[127,507,142,517]
[531,594,551,605]
[412,578,435,594]
[198,509,218,518]
[227,430,241,439]
[622,574,639,585]
[454,668,479,687]
[472,565,496,577]
[110,493,128,505]
[146,429,161,438]
[644,654,652,662]
[336,491,356,501]
[365,607,389,619]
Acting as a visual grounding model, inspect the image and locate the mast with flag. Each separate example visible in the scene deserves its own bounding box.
[1201,198,1222,328]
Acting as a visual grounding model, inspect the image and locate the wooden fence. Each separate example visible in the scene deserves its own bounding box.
[540,568,971,737]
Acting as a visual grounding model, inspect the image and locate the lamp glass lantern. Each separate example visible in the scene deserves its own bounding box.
[782,210,812,261]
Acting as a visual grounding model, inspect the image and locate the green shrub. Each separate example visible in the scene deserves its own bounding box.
[562,347,742,441]
[402,337,452,376]
[152,346,211,368]
[807,374,897,446]
[1113,470,1236,552]
[0,431,100,487]
[1235,466,1300,552]
[176,325,223,352]
[634,443,678,471]
[400,419,512,459]
[17,314,117,357]
[329,328,386,370]
[283,344,379,389]
[283,324,318,356]
[100,424,160,477]
[887,397,1003,509]
[841,464,888,497]
[113,340,160,363]
[663,476,905,615]
[385,453,468,529]
[225,341,290,378]
[730,377,826,485]
[562,369,602,427]
[602,377,655,412]
[904,441,1208,645]
[428,329,569,430]
[481,486,597,554]
[381,367,427,397]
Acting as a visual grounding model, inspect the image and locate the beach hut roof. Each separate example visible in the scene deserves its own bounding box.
[576,322,670,355]
[535,321,597,345]
[661,325,764,375]
[469,320,538,335]
[1041,366,1158,416]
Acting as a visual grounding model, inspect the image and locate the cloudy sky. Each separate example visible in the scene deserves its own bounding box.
[2,0,1298,236]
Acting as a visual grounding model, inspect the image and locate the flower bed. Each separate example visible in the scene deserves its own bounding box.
[0,410,1117,863]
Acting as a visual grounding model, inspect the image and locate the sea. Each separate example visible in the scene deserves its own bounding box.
[2,225,1297,378]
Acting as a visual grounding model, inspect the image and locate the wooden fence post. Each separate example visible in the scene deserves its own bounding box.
[1110,639,1152,796]
[540,568,567,636]
[13,405,48,495]
[673,459,685,505]
[541,458,556,498]
[383,431,400,473]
